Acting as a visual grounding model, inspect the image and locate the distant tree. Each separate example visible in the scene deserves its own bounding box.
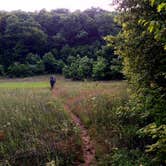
[92,57,107,80]
[0,65,4,75]
[26,53,41,65]
[43,52,64,74]
[43,52,57,73]
[0,8,120,78]
[110,56,123,79]
[63,55,93,80]
[79,56,93,79]
[7,63,32,77]
[96,45,123,79]
[29,60,45,75]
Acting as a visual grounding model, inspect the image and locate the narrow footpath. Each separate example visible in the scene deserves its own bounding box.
[53,89,96,166]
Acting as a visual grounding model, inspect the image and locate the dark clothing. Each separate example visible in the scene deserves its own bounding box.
[50,76,56,89]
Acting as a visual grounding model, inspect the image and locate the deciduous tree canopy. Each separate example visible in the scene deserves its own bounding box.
[106,0,166,164]
[0,8,122,80]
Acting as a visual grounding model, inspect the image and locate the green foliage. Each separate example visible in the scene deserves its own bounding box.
[157,3,166,12]
[0,9,121,79]
[62,65,71,79]
[139,123,166,164]
[33,60,45,74]
[63,56,93,80]
[138,0,166,49]
[78,56,93,79]
[43,52,63,74]
[110,0,166,164]
[96,45,123,79]
[0,65,4,75]
[92,57,107,80]
[7,63,32,77]
[111,149,150,166]
[110,57,123,79]
[68,82,150,164]
[26,53,41,65]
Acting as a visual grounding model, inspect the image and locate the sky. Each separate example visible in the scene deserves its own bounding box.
[0,0,114,12]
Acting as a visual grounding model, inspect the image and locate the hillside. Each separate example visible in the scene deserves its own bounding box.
[0,8,122,80]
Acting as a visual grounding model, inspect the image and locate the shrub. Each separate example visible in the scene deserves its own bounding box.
[92,57,107,80]
[26,53,41,65]
[63,65,71,78]
[43,52,64,74]
[63,55,93,80]
[34,60,45,74]
[110,57,124,79]
[78,56,93,79]
[111,149,150,166]
[7,63,32,77]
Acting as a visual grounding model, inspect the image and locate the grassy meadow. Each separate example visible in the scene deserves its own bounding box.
[0,76,82,165]
[0,75,132,165]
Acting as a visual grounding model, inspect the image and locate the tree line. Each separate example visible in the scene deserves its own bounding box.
[0,8,123,80]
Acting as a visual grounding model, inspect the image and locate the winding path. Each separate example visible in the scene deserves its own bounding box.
[53,89,96,166]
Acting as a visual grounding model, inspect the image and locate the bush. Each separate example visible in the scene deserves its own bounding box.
[78,56,93,79]
[92,57,107,80]
[7,63,32,77]
[63,65,71,78]
[63,55,93,80]
[26,53,41,65]
[34,60,45,74]
[43,52,64,74]
[111,149,150,166]
[110,57,124,79]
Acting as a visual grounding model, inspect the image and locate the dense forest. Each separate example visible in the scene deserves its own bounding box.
[0,8,123,80]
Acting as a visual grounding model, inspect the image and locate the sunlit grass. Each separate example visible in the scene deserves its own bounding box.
[0,82,49,88]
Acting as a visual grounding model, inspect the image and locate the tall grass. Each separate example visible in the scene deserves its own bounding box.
[0,77,146,165]
[68,82,149,165]
[0,88,81,165]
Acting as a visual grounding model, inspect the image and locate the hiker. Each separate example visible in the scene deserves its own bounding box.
[50,76,56,90]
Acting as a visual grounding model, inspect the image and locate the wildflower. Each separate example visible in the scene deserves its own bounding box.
[28,118,32,122]
[7,122,11,126]
[91,96,96,101]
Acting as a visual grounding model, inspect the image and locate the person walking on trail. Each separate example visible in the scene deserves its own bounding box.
[50,76,56,90]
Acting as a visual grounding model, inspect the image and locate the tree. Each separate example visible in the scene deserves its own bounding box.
[7,63,32,77]
[79,56,93,79]
[0,8,120,78]
[108,0,166,164]
[26,53,41,65]
[92,57,107,80]
[43,52,63,74]
[0,65,4,75]
[43,52,57,73]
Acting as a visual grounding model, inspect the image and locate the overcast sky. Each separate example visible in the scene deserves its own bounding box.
[0,0,114,12]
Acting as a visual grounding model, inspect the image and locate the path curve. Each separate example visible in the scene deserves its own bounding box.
[53,89,96,166]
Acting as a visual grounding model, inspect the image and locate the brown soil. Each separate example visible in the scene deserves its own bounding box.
[53,89,96,166]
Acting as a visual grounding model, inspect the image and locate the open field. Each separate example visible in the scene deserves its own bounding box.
[0,76,128,165]
[0,82,49,88]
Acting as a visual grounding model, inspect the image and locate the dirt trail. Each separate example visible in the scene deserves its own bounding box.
[53,89,96,166]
